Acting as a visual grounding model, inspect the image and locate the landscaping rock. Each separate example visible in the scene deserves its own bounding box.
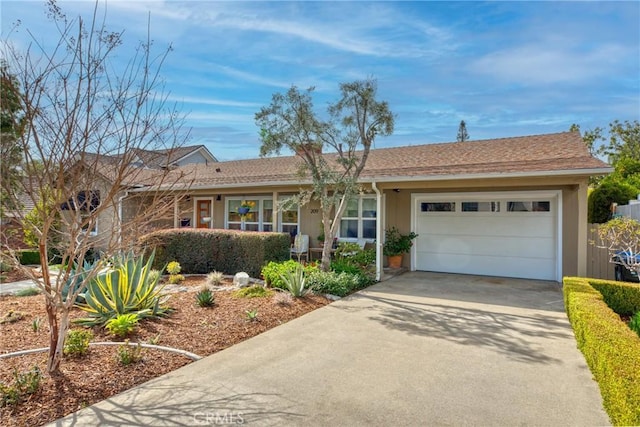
[324,294,341,301]
[233,272,250,287]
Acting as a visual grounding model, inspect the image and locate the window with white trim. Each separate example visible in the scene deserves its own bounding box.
[339,196,376,240]
[226,197,299,234]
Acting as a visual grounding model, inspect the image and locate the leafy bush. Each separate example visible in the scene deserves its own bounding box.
[139,229,290,277]
[75,251,171,326]
[0,366,42,407]
[588,179,639,223]
[64,329,93,357]
[196,289,215,307]
[261,260,319,289]
[563,277,640,425]
[166,261,181,275]
[279,263,308,297]
[116,340,143,365]
[588,279,640,316]
[105,313,139,337]
[167,273,185,284]
[206,271,224,286]
[18,250,40,265]
[630,312,640,337]
[233,285,273,298]
[307,270,361,297]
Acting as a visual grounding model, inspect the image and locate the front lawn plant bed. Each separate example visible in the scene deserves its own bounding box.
[0,276,330,427]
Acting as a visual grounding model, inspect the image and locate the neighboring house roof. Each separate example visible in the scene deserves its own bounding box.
[130,145,217,168]
[161,131,610,190]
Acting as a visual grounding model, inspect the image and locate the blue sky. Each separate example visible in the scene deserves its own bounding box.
[2,1,639,161]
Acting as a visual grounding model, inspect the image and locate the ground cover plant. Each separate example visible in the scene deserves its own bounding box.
[0,275,329,426]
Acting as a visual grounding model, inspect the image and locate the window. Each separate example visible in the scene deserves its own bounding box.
[507,201,550,212]
[461,201,500,212]
[226,196,299,234]
[420,202,455,212]
[61,190,100,236]
[279,198,298,237]
[339,196,376,240]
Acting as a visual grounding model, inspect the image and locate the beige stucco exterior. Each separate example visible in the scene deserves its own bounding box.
[138,173,590,280]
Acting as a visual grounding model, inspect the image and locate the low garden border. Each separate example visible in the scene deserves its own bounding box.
[0,342,202,361]
[563,277,640,426]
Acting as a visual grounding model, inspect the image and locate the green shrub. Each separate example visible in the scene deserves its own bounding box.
[630,312,640,337]
[588,179,639,223]
[563,277,640,425]
[116,340,143,365]
[168,273,185,284]
[0,366,42,407]
[196,289,215,307]
[589,279,640,316]
[105,313,139,337]
[261,260,319,289]
[64,329,93,357]
[139,229,290,277]
[18,250,40,265]
[233,285,273,298]
[15,287,40,297]
[75,251,171,326]
[307,270,361,297]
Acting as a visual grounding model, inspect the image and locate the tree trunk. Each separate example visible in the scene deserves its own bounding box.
[45,298,62,373]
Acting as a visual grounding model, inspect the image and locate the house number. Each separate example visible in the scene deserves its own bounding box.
[310,209,319,214]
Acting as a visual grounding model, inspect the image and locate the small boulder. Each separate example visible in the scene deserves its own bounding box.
[233,272,250,287]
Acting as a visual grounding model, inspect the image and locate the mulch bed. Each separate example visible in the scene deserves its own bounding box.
[0,277,330,427]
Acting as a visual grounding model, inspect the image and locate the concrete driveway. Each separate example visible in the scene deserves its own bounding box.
[51,272,609,426]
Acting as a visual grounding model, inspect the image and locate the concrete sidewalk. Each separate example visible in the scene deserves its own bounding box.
[50,272,609,426]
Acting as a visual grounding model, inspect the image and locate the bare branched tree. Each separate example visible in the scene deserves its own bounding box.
[595,217,640,280]
[256,79,394,271]
[0,1,191,373]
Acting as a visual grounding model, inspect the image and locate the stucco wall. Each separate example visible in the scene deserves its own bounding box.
[379,175,589,276]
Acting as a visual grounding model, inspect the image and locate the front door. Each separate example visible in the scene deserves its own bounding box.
[196,200,212,228]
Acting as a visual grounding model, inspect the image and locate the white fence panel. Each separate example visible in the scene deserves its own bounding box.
[616,202,640,221]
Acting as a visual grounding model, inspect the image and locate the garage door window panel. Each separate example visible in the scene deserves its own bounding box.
[421,202,456,212]
[507,201,551,212]
[461,201,500,212]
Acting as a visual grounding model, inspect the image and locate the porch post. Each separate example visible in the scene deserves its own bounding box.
[577,182,588,277]
[173,195,179,228]
[272,191,279,231]
[372,182,382,282]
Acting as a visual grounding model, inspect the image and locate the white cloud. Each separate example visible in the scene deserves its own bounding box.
[471,43,631,85]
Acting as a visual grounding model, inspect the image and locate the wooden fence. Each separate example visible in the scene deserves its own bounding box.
[616,202,640,221]
[586,223,615,280]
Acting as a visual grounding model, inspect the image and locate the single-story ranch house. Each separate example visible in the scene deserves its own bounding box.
[96,131,610,282]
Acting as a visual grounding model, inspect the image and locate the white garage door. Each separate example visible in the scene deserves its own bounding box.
[413,192,560,281]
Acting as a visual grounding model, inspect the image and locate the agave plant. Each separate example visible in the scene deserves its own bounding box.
[75,251,171,326]
[278,263,308,297]
[61,259,99,303]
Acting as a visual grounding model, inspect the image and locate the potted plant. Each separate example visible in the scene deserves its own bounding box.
[383,227,418,268]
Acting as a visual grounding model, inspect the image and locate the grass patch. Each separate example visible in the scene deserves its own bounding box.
[15,287,41,297]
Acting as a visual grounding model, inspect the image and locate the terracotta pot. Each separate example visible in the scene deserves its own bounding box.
[387,255,403,269]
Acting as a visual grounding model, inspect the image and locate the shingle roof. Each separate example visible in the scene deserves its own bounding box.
[131,145,214,168]
[175,131,609,189]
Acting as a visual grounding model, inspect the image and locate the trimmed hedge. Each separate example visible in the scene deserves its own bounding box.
[588,279,640,316]
[563,277,640,425]
[18,250,40,265]
[138,229,290,277]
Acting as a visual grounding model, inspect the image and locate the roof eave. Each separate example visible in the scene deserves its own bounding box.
[128,167,612,193]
